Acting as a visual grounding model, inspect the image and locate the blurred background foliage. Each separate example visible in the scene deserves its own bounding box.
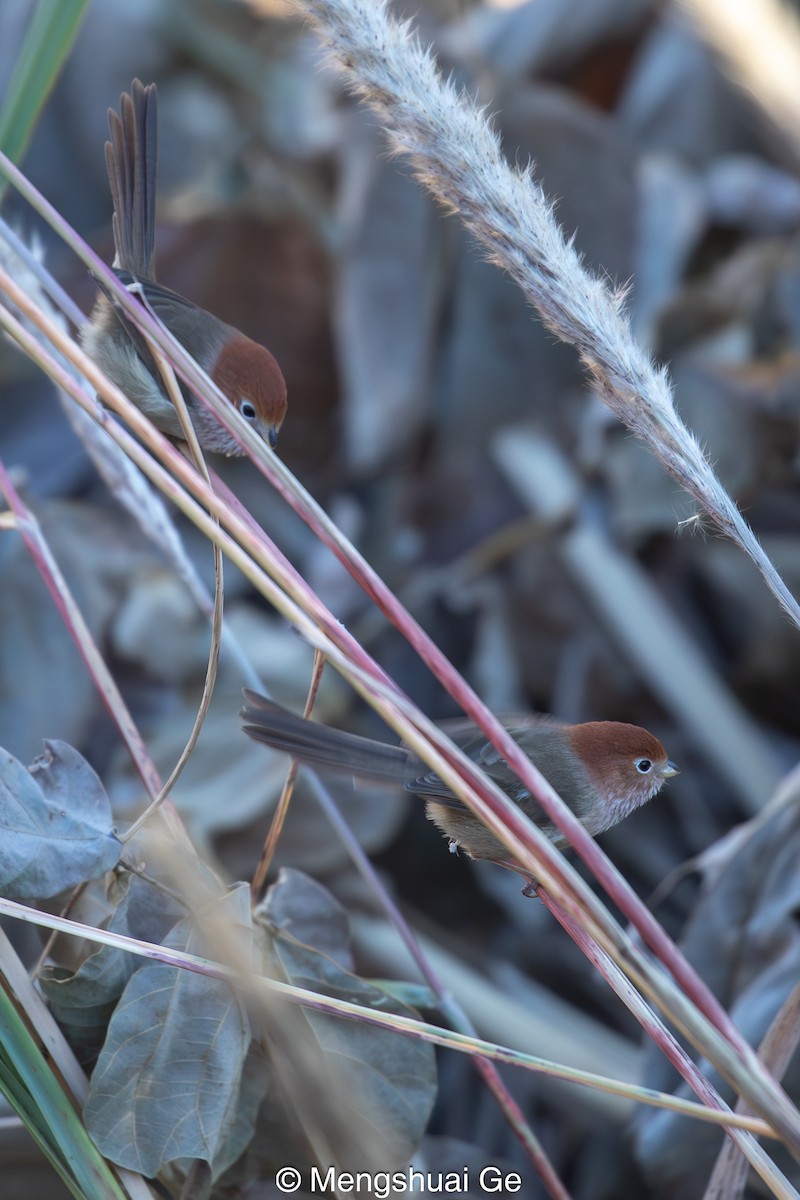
[2,0,800,1195]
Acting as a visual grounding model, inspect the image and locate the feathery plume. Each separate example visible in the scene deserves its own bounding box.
[290,0,800,627]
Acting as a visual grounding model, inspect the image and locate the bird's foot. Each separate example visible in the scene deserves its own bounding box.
[496,857,540,898]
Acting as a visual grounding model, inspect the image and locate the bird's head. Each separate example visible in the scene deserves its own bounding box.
[566,721,678,833]
[212,335,288,451]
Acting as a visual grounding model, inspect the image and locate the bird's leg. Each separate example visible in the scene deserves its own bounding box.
[495,857,539,898]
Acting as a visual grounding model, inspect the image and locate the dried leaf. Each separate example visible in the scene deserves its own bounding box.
[606,358,764,541]
[259,870,437,1170]
[335,114,444,471]
[445,0,648,80]
[0,505,121,762]
[635,799,800,1194]
[40,873,182,1063]
[618,16,749,161]
[632,155,706,345]
[705,155,800,234]
[261,867,353,971]
[0,741,120,900]
[436,84,636,455]
[85,885,257,1180]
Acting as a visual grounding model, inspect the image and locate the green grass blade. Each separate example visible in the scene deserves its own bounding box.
[0,0,90,165]
[0,982,130,1200]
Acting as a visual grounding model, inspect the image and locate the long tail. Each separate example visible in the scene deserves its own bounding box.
[240,691,413,782]
[106,79,157,279]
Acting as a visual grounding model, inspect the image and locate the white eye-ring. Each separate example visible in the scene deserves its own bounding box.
[634,758,653,774]
[240,399,257,421]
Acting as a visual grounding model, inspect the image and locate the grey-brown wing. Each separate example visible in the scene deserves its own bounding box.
[92,273,230,408]
[403,718,558,825]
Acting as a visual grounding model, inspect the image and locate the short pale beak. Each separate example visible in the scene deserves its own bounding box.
[268,426,279,449]
[661,761,680,779]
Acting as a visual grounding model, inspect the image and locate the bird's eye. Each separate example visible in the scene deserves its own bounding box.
[240,399,257,421]
[635,758,653,774]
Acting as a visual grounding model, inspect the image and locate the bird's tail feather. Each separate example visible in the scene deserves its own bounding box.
[106,78,157,279]
[240,690,412,782]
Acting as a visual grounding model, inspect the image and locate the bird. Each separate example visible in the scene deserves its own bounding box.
[82,79,287,455]
[240,691,678,868]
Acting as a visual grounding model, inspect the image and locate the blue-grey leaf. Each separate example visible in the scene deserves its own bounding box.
[271,934,437,1164]
[261,871,437,1168]
[0,740,120,899]
[84,884,255,1178]
[40,874,182,1063]
[257,867,353,970]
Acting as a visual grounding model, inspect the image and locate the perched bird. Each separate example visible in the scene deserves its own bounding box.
[240,691,678,866]
[82,79,287,455]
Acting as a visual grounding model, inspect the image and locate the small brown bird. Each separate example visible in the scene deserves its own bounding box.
[240,691,678,864]
[83,79,287,454]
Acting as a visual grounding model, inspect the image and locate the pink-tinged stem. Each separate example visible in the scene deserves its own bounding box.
[0,460,192,850]
[0,291,560,1182]
[213,505,574,1194]
[1,161,797,1155]
[535,884,796,1200]
[0,152,747,1062]
[0,288,796,1162]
